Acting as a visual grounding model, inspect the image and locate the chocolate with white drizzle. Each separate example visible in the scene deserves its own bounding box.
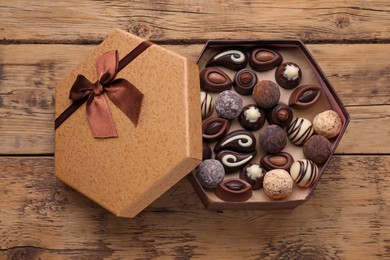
[286,117,314,146]
[290,159,319,188]
[216,150,257,173]
[207,50,247,70]
[214,130,256,153]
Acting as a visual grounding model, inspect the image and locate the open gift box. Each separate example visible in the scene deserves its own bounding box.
[55,29,349,217]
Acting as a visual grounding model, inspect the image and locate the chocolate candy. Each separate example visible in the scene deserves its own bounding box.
[207,50,247,70]
[214,130,256,153]
[216,150,257,173]
[275,62,302,89]
[266,103,293,128]
[239,163,265,190]
[238,104,266,131]
[290,159,319,188]
[215,90,243,119]
[200,91,214,119]
[252,80,280,109]
[195,159,225,189]
[215,178,252,202]
[200,67,232,93]
[249,48,283,71]
[303,135,331,164]
[289,85,322,109]
[263,169,293,199]
[258,125,287,154]
[286,117,314,146]
[313,110,342,139]
[202,142,212,160]
[202,117,231,142]
[260,152,294,171]
[233,69,258,95]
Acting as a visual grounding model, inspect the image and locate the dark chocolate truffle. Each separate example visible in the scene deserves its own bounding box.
[215,90,243,119]
[249,48,283,71]
[303,135,332,164]
[252,80,280,109]
[258,125,287,154]
[239,163,265,190]
[200,67,232,93]
[238,104,266,131]
[196,159,225,189]
[266,103,293,128]
[233,69,258,95]
[275,62,302,89]
[207,50,247,70]
[202,142,212,160]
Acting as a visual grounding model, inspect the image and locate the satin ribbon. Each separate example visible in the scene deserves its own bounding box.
[55,40,153,138]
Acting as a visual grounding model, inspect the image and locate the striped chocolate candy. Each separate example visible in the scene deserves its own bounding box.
[200,91,214,119]
[286,117,314,146]
[289,159,319,188]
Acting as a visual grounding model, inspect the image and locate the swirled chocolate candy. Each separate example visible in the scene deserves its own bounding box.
[215,178,252,202]
[202,142,212,160]
[275,62,302,89]
[260,152,294,171]
[215,90,243,119]
[207,50,247,70]
[290,159,319,188]
[200,91,214,119]
[249,48,283,71]
[263,169,293,199]
[238,104,266,131]
[233,69,258,95]
[196,159,225,189]
[289,85,322,109]
[239,163,265,190]
[202,117,231,142]
[258,125,287,154]
[266,103,293,128]
[286,117,314,146]
[303,135,331,164]
[216,150,257,173]
[200,67,232,93]
[214,130,256,153]
[252,80,280,109]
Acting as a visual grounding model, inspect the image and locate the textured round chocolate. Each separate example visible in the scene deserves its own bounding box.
[289,85,322,110]
[266,103,293,128]
[238,104,266,131]
[258,125,287,154]
[207,50,247,70]
[303,135,332,164]
[263,169,293,199]
[195,159,225,189]
[313,110,342,139]
[249,48,283,71]
[200,67,232,93]
[239,163,265,190]
[233,69,258,95]
[215,90,243,119]
[215,178,252,202]
[200,91,214,119]
[260,152,294,171]
[202,142,212,160]
[275,62,302,89]
[202,117,231,142]
[286,117,314,146]
[252,80,280,109]
[216,150,257,173]
[290,159,319,188]
[214,130,256,153]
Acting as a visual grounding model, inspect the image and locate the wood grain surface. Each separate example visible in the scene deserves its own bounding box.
[0,0,389,259]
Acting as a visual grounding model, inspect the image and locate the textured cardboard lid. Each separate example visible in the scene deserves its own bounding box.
[55,29,202,217]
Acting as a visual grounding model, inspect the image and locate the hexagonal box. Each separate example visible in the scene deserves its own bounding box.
[55,29,202,217]
[188,40,350,211]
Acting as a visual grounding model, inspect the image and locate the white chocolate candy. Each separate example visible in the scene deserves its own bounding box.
[286,117,314,146]
[290,159,319,188]
[244,106,261,123]
[283,64,300,80]
[200,91,214,119]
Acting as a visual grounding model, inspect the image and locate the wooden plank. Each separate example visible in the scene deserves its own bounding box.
[0,156,389,259]
[0,44,389,154]
[1,1,389,43]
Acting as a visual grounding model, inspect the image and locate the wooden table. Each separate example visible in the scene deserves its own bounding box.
[1,1,389,259]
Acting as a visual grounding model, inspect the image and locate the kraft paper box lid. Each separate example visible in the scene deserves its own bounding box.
[55,29,202,217]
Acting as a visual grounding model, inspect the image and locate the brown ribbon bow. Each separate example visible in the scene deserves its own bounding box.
[55,41,153,138]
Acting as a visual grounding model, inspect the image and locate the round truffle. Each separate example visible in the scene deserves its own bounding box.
[259,125,287,154]
[215,90,243,119]
[252,80,280,109]
[286,117,314,146]
[303,135,332,164]
[202,142,212,160]
[290,159,319,188]
[275,62,302,89]
[196,159,225,189]
[263,169,293,199]
[266,103,293,128]
[238,104,266,131]
[313,110,342,139]
[239,163,266,190]
[200,91,214,119]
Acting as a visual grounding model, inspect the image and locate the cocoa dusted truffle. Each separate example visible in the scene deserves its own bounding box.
[263,169,293,199]
[313,110,342,139]
[238,104,266,131]
[239,163,265,190]
[258,125,287,154]
[196,159,225,189]
[252,80,281,109]
[215,90,243,119]
[266,103,293,128]
[303,135,332,164]
[233,69,258,95]
[275,62,302,89]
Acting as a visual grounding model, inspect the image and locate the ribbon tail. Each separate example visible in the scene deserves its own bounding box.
[105,79,144,126]
[86,93,118,138]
